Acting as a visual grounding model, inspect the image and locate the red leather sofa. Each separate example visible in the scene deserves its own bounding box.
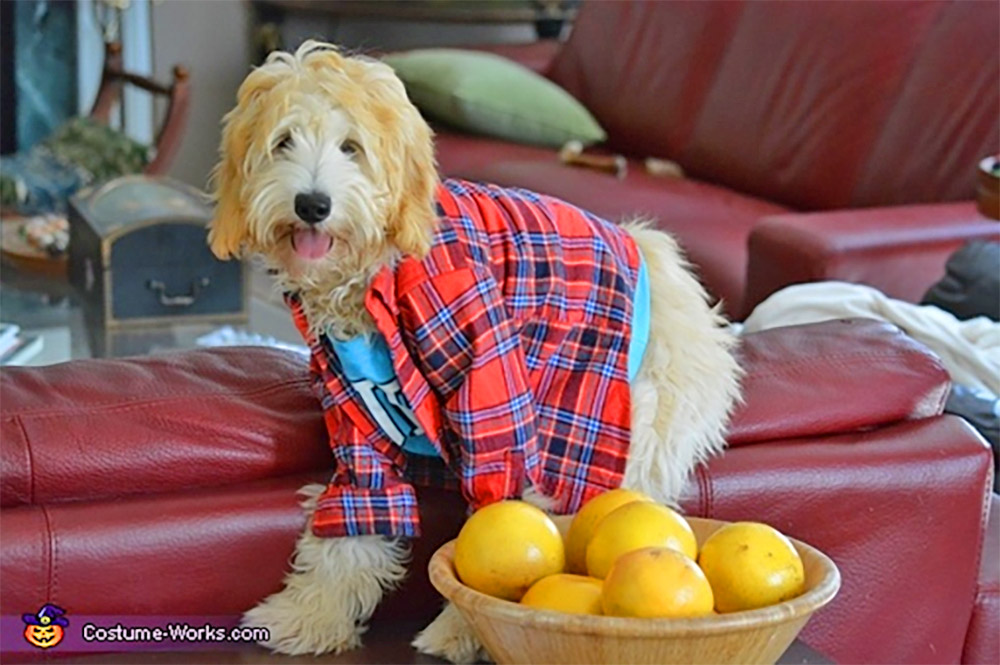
[1,319,996,664]
[431,0,1000,318]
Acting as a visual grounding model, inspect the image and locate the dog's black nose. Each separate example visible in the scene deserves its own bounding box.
[294,192,331,225]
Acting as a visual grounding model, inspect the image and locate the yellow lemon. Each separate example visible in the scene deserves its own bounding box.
[697,522,806,613]
[565,488,652,573]
[520,574,604,615]
[454,500,565,601]
[601,547,714,618]
[585,501,698,579]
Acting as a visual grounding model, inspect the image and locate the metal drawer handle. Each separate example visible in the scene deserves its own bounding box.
[147,277,210,307]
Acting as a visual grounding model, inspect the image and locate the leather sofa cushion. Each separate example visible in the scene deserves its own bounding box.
[0,348,329,508]
[848,2,1000,208]
[0,473,465,623]
[545,0,744,163]
[434,130,787,311]
[1,473,318,617]
[1,320,949,509]
[545,0,998,209]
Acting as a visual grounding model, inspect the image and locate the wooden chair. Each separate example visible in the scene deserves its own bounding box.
[90,42,190,175]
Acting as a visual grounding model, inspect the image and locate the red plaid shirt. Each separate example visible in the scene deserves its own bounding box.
[289,179,641,538]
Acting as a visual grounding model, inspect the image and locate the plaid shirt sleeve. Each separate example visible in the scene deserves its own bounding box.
[396,264,539,510]
[290,298,422,539]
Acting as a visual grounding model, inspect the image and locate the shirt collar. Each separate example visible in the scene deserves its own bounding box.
[366,265,396,313]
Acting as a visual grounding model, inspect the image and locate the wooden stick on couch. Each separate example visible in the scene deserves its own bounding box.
[559,140,627,180]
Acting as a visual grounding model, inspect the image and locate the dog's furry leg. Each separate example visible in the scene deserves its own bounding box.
[623,222,743,504]
[521,485,557,513]
[243,484,409,656]
[413,602,490,664]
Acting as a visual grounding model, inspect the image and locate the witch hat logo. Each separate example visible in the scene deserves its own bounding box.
[21,604,69,649]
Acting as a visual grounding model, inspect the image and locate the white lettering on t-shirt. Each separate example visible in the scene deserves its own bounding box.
[350,377,425,446]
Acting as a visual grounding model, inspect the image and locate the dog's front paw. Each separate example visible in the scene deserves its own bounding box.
[242,584,362,656]
[413,602,488,664]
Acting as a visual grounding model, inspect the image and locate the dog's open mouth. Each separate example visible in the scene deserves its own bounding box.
[290,227,333,260]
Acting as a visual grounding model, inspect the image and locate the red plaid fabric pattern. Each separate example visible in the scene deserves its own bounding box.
[289,179,641,538]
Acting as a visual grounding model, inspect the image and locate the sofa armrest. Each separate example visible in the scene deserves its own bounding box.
[743,202,1000,318]
[964,495,999,665]
[728,319,950,446]
[0,348,330,508]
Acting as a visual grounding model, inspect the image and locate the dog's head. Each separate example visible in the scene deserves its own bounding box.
[208,41,437,285]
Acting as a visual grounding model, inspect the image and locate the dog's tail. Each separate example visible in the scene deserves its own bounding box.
[621,220,743,504]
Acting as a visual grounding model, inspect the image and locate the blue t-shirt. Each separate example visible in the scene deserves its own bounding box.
[329,334,440,457]
[329,257,651,459]
[629,257,650,382]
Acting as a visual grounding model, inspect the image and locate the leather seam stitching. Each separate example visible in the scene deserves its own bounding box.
[693,465,706,516]
[695,464,714,519]
[744,351,941,379]
[3,378,312,420]
[967,467,994,641]
[925,356,952,416]
[15,415,35,504]
[929,381,951,417]
[9,468,332,513]
[39,504,56,602]
[706,466,714,518]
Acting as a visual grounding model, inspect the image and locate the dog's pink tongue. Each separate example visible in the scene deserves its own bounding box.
[292,228,331,260]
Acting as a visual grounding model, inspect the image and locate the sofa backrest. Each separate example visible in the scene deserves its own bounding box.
[547,0,999,210]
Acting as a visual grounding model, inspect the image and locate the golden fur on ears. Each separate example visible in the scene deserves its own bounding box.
[208,42,438,261]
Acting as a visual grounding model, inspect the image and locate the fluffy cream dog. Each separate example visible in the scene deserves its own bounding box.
[208,41,741,662]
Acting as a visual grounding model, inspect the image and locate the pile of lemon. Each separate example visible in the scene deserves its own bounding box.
[453,489,805,618]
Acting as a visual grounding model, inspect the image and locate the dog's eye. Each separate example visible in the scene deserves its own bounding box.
[273,134,293,153]
[340,140,360,157]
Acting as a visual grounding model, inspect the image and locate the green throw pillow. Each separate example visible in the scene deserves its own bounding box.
[383,49,606,149]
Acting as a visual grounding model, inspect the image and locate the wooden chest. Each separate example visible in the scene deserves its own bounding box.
[68,176,246,330]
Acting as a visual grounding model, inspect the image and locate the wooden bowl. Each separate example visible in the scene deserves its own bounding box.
[0,218,68,280]
[428,517,840,665]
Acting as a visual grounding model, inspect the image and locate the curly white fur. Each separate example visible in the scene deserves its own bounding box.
[242,484,409,656]
[619,221,743,503]
[412,603,489,664]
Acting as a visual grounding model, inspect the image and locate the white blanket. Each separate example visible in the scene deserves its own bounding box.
[743,281,1000,397]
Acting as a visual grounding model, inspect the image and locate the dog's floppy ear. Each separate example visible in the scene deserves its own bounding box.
[359,60,439,259]
[386,113,438,259]
[207,64,284,260]
[207,108,248,260]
